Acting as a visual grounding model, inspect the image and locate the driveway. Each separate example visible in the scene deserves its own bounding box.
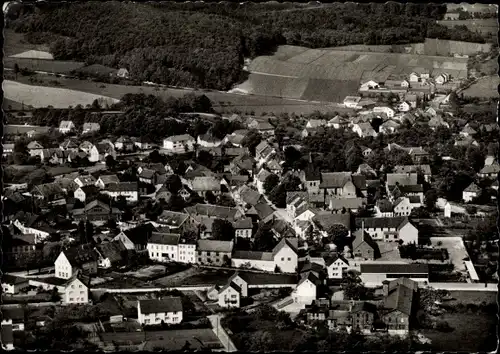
[207,314,237,352]
[430,237,469,273]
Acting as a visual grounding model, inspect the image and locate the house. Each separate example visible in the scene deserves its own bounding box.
[404,93,418,108]
[287,192,310,219]
[233,218,253,239]
[352,122,377,138]
[478,162,500,179]
[227,271,297,298]
[359,263,429,287]
[386,172,419,186]
[74,185,100,203]
[380,278,418,335]
[82,122,100,134]
[95,142,116,161]
[197,131,222,148]
[191,176,222,197]
[359,81,380,91]
[235,185,266,207]
[351,229,380,260]
[185,204,242,222]
[27,140,44,156]
[116,67,129,78]
[435,73,450,85]
[293,272,320,305]
[156,210,191,233]
[374,199,394,217]
[138,168,158,185]
[1,325,14,351]
[408,147,430,164]
[63,277,89,305]
[248,120,275,136]
[379,120,401,134]
[1,274,29,295]
[115,136,135,151]
[137,297,183,325]
[355,217,418,244]
[425,107,438,117]
[373,106,395,118]
[326,255,349,279]
[230,154,254,176]
[326,197,366,214]
[72,199,121,223]
[224,129,249,147]
[312,212,352,240]
[59,139,79,152]
[255,141,275,163]
[103,182,139,202]
[58,120,75,134]
[462,182,481,202]
[231,237,299,273]
[266,158,283,176]
[218,282,241,308]
[393,165,432,183]
[300,163,322,195]
[1,307,25,331]
[460,124,477,137]
[255,168,272,194]
[31,183,66,205]
[114,223,156,252]
[393,196,422,216]
[319,172,366,198]
[327,115,349,129]
[13,215,56,243]
[95,174,120,189]
[147,232,180,263]
[95,241,126,268]
[254,202,275,223]
[54,244,99,279]
[197,240,234,266]
[163,134,195,154]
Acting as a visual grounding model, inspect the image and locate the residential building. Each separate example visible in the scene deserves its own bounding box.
[233,218,253,239]
[1,308,25,331]
[197,240,234,266]
[102,182,139,202]
[293,272,320,305]
[462,182,481,202]
[393,196,421,216]
[319,172,366,198]
[137,297,183,325]
[58,120,75,134]
[63,277,89,305]
[197,131,222,148]
[375,199,394,217]
[351,229,380,260]
[74,185,100,203]
[147,232,180,263]
[218,282,241,308]
[72,199,121,223]
[82,122,100,134]
[355,217,418,244]
[54,244,99,279]
[255,168,272,194]
[380,278,419,335]
[478,163,500,179]
[156,210,191,233]
[95,241,126,269]
[1,274,29,295]
[326,255,349,279]
[373,106,395,118]
[163,134,195,154]
[31,183,66,205]
[352,122,377,138]
[393,165,431,183]
[191,176,222,197]
[114,223,156,252]
[95,174,120,189]
[343,96,362,108]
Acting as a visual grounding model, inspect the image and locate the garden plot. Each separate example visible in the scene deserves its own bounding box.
[10,50,54,60]
[429,237,469,273]
[124,265,167,279]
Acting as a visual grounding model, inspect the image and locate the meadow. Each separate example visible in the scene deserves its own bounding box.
[461,76,500,99]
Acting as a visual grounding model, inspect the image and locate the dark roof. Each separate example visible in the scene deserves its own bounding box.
[1,325,13,345]
[232,217,253,229]
[123,223,156,245]
[149,232,180,246]
[360,263,429,274]
[239,186,265,206]
[313,212,351,230]
[79,185,100,196]
[352,229,379,254]
[304,164,321,181]
[1,307,25,321]
[254,202,274,220]
[96,241,126,263]
[383,283,414,316]
[320,172,366,190]
[232,250,273,261]
[1,274,28,285]
[63,244,100,266]
[393,165,432,175]
[98,175,120,185]
[164,134,195,143]
[355,217,409,230]
[386,173,418,186]
[107,182,138,192]
[32,183,64,198]
[139,297,183,314]
[84,199,111,213]
[376,199,394,213]
[157,210,189,227]
[139,168,156,179]
[185,204,239,220]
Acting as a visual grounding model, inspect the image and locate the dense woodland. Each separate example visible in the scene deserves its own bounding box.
[8,2,486,90]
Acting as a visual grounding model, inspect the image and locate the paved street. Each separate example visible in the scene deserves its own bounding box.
[207,314,237,352]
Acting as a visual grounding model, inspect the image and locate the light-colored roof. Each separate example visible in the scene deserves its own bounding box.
[164,134,195,143]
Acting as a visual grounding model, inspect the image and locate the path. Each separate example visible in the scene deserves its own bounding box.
[427,282,497,292]
[207,314,237,352]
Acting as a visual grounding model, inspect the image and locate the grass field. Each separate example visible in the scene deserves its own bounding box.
[461,75,500,98]
[447,290,498,305]
[3,80,119,109]
[421,312,497,352]
[4,57,85,75]
[3,29,50,57]
[436,19,498,36]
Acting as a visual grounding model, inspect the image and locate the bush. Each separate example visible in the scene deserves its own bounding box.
[435,320,453,332]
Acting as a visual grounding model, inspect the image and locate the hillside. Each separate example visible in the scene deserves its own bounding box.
[7,2,484,91]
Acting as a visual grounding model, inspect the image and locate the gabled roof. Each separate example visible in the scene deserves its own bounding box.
[219,281,241,294]
[326,197,366,211]
[272,237,299,256]
[62,244,99,266]
[98,174,120,185]
[32,183,64,198]
[479,163,500,175]
[78,185,100,196]
[191,176,221,192]
[376,199,394,213]
[461,125,477,135]
[360,263,428,274]
[197,239,233,253]
[313,212,351,231]
[27,140,43,149]
[383,283,414,316]
[254,202,274,220]
[386,173,418,186]
[185,204,239,220]
[233,217,253,229]
[298,271,320,287]
[355,217,411,230]
[59,120,74,129]
[139,168,156,179]
[232,154,254,171]
[164,134,195,142]
[319,172,366,190]
[149,232,180,246]
[464,182,481,193]
[256,168,272,183]
[325,254,349,267]
[123,223,157,245]
[96,241,126,263]
[239,185,265,206]
[1,274,28,285]
[352,229,379,254]
[139,297,182,314]
[106,182,138,192]
[158,210,189,227]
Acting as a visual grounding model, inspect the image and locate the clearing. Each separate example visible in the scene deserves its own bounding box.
[460,75,500,99]
[3,80,119,109]
[3,29,50,57]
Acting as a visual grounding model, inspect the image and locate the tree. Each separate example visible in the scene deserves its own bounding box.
[13,139,29,165]
[346,146,363,172]
[197,150,213,168]
[50,287,61,302]
[269,175,302,208]
[212,218,235,241]
[77,221,86,243]
[326,224,349,249]
[165,174,182,194]
[465,205,477,215]
[263,173,279,195]
[241,130,262,156]
[105,155,116,169]
[341,270,367,300]
[253,223,277,251]
[85,220,94,244]
[424,189,438,211]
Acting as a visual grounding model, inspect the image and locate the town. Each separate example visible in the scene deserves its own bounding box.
[1,1,498,353]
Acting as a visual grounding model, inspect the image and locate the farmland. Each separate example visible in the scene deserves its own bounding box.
[3,29,50,57]
[3,80,119,109]
[239,45,470,103]
[4,73,353,115]
[460,76,500,99]
[4,57,85,75]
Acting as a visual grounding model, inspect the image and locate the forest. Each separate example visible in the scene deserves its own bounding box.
[8,2,486,90]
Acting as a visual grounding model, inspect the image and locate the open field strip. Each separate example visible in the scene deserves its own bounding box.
[3,80,119,108]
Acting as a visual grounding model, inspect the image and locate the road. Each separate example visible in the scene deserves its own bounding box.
[207,314,238,352]
[427,282,497,292]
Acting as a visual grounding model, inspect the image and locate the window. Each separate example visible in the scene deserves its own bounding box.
[79,285,82,289]
[287,257,291,261]
[69,298,74,301]
[80,291,84,295]
[281,257,284,261]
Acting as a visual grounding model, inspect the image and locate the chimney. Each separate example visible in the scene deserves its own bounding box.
[382,280,389,297]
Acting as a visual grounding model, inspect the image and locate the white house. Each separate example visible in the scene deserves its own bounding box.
[233,218,253,239]
[463,182,480,202]
[397,101,411,112]
[435,73,450,85]
[355,217,419,245]
[58,120,75,134]
[95,175,120,189]
[178,241,197,264]
[1,275,29,295]
[393,197,421,216]
[82,122,100,135]
[255,168,272,194]
[117,68,129,78]
[343,96,362,108]
[359,81,380,91]
[102,182,139,202]
[231,238,299,273]
[163,134,195,154]
[373,106,395,118]
[326,256,349,279]
[54,246,99,280]
[137,297,183,325]
[63,277,89,305]
[352,123,377,138]
[147,232,180,263]
[218,282,241,308]
[292,272,319,305]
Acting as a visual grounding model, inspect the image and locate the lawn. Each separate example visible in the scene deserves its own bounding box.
[461,75,500,99]
[4,57,85,74]
[421,312,497,352]
[156,268,233,287]
[447,290,498,305]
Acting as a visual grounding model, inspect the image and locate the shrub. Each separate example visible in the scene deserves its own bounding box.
[435,320,453,332]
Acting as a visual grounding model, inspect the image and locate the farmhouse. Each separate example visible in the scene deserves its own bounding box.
[197,240,234,266]
[355,217,418,244]
[58,120,75,134]
[462,182,481,202]
[218,282,241,308]
[102,182,139,202]
[147,232,181,263]
[54,244,99,279]
[343,96,362,108]
[231,238,299,273]
[1,274,29,295]
[319,172,366,198]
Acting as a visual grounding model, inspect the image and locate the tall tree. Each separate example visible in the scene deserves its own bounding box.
[212,218,235,241]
